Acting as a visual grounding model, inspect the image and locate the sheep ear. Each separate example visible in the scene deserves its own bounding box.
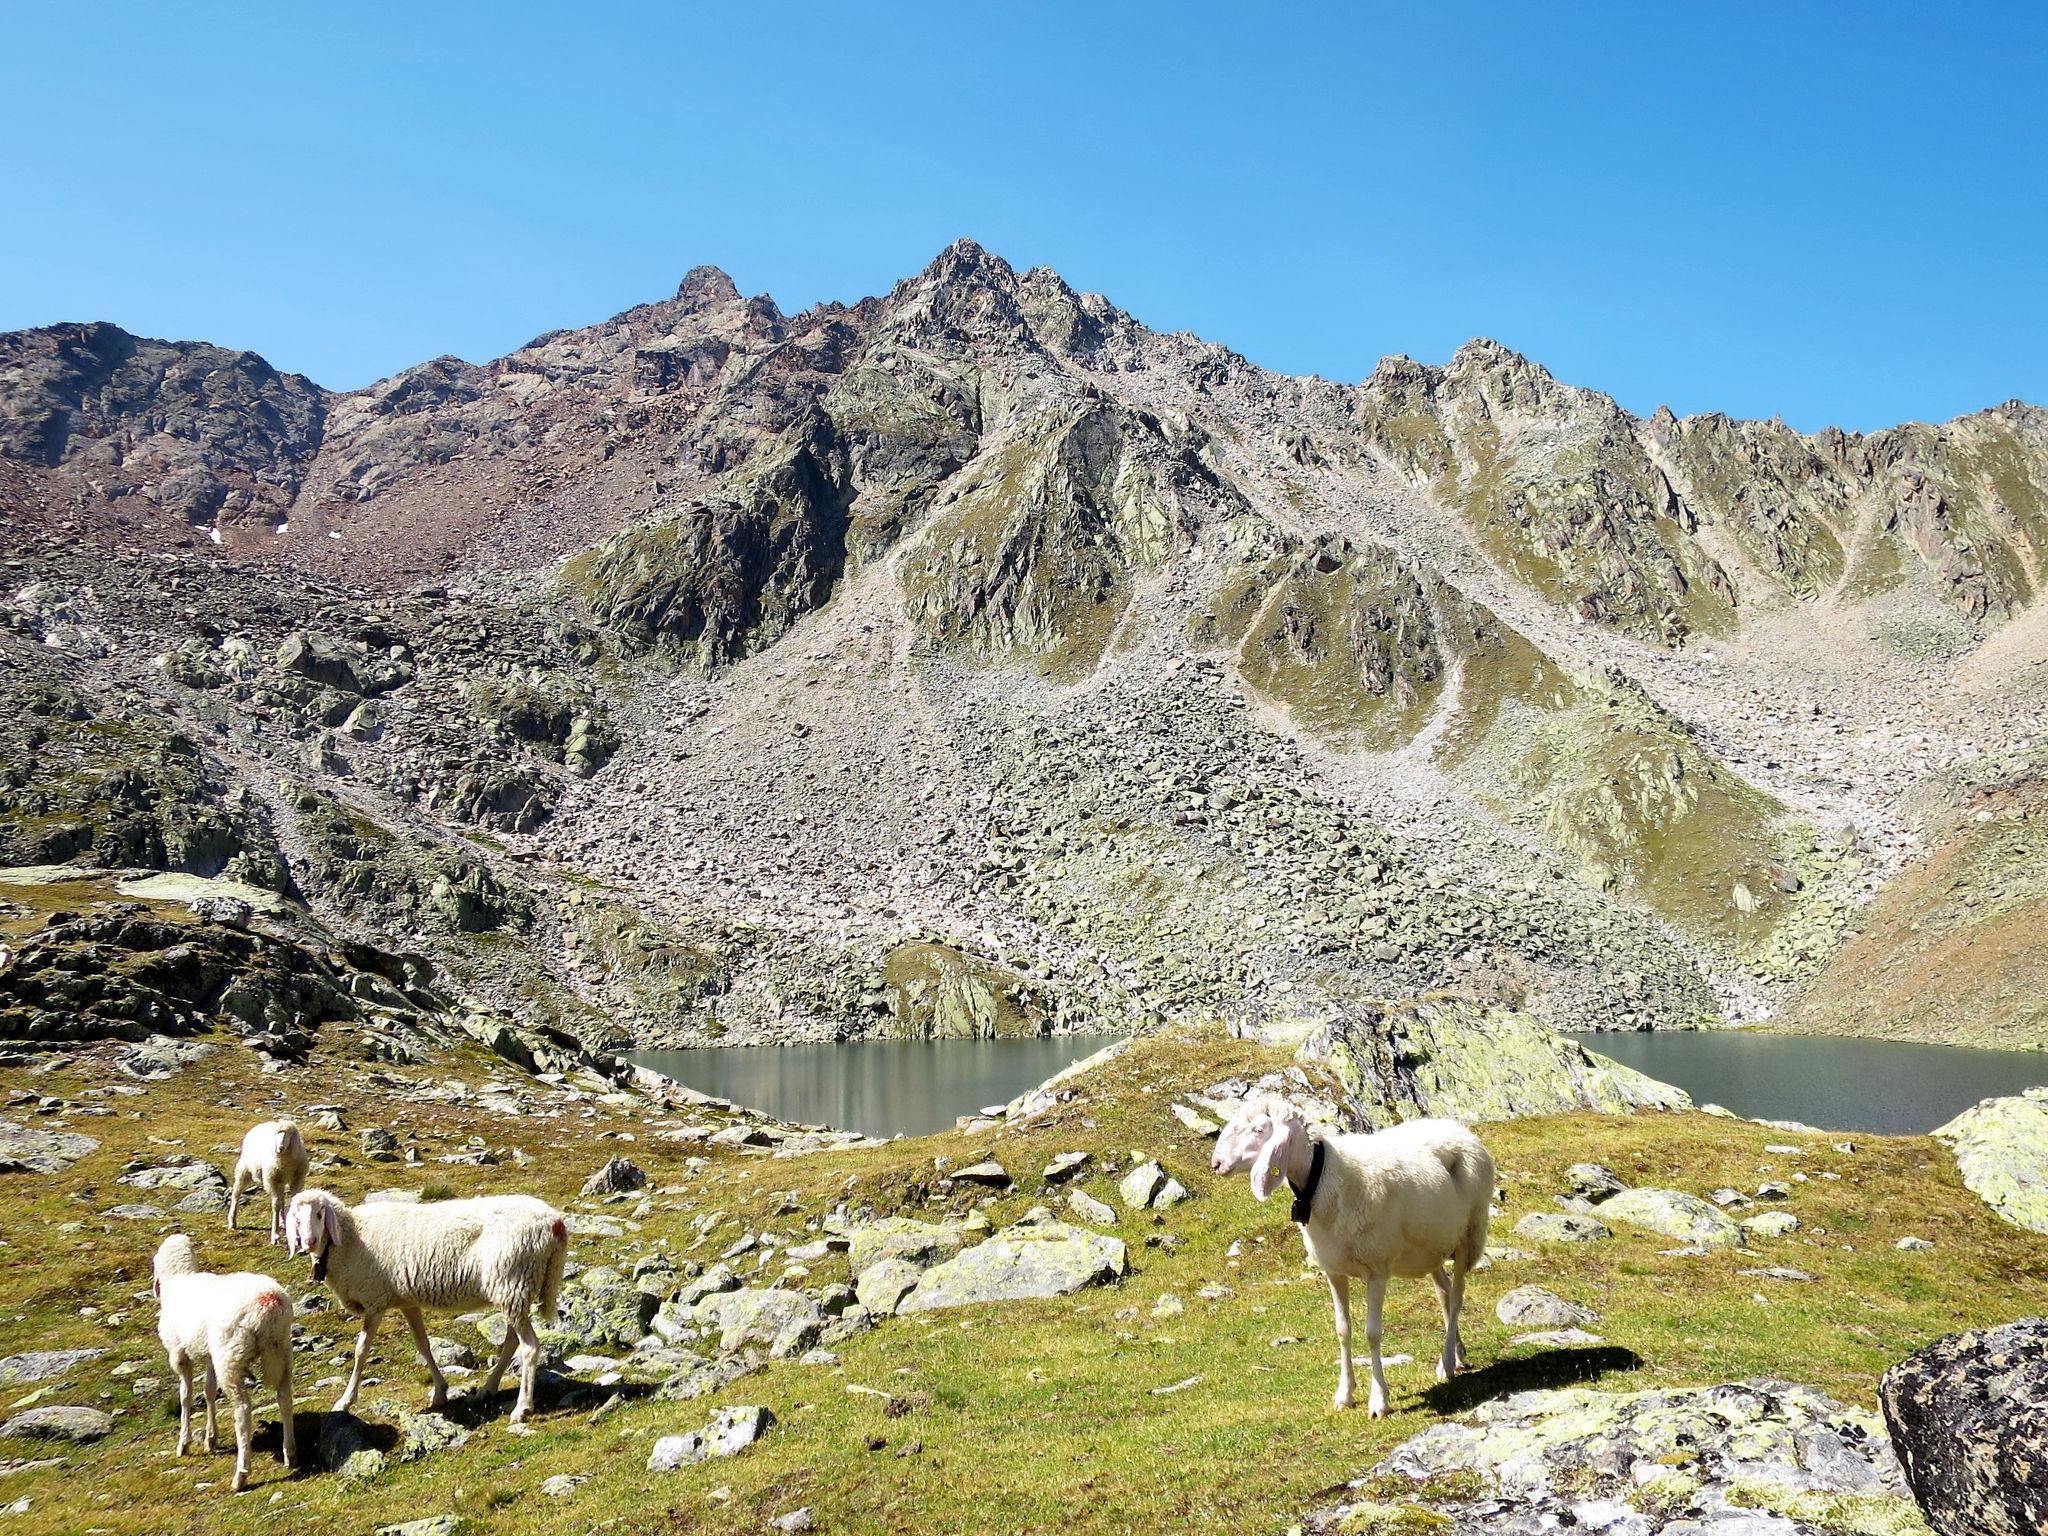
[320,1199,340,1249]
[1249,1120,1288,1203]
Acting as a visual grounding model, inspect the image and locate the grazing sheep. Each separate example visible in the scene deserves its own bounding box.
[229,1120,309,1244]
[285,1188,568,1424]
[1212,1098,1494,1416]
[151,1234,298,1492]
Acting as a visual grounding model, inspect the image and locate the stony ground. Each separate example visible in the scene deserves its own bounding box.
[0,1020,2043,1536]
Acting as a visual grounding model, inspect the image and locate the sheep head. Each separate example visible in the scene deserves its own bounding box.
[151,1233,199,1296]
[284,1189,343,1281]
[1211,1098,1306,1202]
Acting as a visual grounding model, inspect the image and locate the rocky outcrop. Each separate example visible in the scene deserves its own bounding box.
[1881,1318,2048,1536]
[897,1216,1126,1312]
[1309,1379,1918,1535]
[1302,997,1689,1126]
[1934,1088,2048,1233]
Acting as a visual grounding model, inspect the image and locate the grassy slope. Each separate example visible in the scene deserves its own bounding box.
[1787,757,2048,1050]
[3,1027,2044,1536]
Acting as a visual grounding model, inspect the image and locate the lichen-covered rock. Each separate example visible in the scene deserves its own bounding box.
[1598,1187,1744,1248]
[1882,1317,2048,1536]
[1935,1088,2048,1233]
[1495,1286,1598,1327]
[899,1220,1126,1313]
[0,1349,103,1385]
[844,1217,967,1276]
[1512,1213,1611,1244]
[692,1288,823,1353]
[0,1405,112,1443]
[1304,999,1691,1126]
[854,1259,924,1316]
[0,1119,98,1174]
[1307,1378,1917,1535]
[647,1404,775,1470]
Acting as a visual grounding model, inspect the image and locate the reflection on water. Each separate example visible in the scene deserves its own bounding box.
[1571,1030,2048,1136]
[626,1036,1117,1139]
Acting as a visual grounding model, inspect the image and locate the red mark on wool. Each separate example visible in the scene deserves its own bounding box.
[551,1219,567,1243]
[256,1291,287,1312]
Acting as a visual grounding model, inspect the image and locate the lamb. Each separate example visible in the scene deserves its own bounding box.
[1212,1098,1494,1417]
[229,1119,309,1244]
[285,1187,568,1424]
[151,1234,298,1492]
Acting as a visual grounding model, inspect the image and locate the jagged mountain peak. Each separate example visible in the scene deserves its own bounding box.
[674,263,742,310]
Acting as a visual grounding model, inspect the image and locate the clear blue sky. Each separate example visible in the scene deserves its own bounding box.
[5,3,2042,432]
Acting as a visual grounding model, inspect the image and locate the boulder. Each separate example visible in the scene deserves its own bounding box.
[854,1259,924,1316]
[0,1349,104,1385]
[1597,1187,1743,1248]
[1882,1317,2048,1536]
[0,1120,98,1175]
[1742,1211,1800,1239]
[1494,1286,1597,1328]
[1042,1151,1090,1184]
[845,1217,967,1275]
[953,1160,1011,1188]
[1563,1163,1627,1202]
[647,1404,775,1470]
[0,1405,112,1443]
[581,1156,648,1196]
[1935,1088,2048,1233]
[1065,1188,1118,1226]
[1512,1213,1610,1244]
[899,1221,1126,1313]
[1307,1379,1915,1535]
[693,1288,823,1352]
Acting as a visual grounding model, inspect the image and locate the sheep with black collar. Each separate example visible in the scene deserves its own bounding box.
[1212,1099,1494,1415]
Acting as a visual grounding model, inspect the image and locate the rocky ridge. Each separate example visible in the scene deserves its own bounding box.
[4,242,2047,1059]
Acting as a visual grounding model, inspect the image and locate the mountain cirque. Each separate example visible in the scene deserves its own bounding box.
[4,240,2047,1060]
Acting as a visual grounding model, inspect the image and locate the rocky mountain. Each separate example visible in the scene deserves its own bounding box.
[5,239,2046,1061]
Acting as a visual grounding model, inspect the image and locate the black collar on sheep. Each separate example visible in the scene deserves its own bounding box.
[1288,1138,1326,1224]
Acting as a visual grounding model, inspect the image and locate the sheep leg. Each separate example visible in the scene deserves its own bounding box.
[1326,1273,1355,1410]
[1430,1268,1463,1381]
[267,1189,282,1246]
[173,1359,195,1456]
[1447,1266,1470,1372]
[273,1352,298,1470]
[480,1320,520,1399]
[1363,1272,1390,1419]
[201,1361,219,1453]
[400,1304,449,1410]
[227,1169,242,1231]
[335,1309,381,1415]
[509,1310,542,1425]
[226,1362,254,1492]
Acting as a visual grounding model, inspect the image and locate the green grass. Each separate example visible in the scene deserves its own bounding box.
[2,1026,2042,1536]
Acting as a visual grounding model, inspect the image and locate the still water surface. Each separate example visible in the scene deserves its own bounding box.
[627,1036,1115,1139]
[1571,1030,2048,1136]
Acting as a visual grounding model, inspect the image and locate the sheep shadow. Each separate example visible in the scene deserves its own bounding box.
[1419,1344,1643,1415]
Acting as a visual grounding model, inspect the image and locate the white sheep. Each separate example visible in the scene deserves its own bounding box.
[1212,1099,1494,1417]
[151,1234,298,1492]
[229,1119,309,1244]
[285,1188,568,1424]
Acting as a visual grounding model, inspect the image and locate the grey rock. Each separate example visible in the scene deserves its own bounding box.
[899,1221,1126,1313]
[0,1119,98,1175]
[855,1259,925,1316]
[1066,1188,1118,1226]
[0,1349,104,1385]
[1882,1317,2048,1536]
[581,1156,648,1196]
[1512,1212,1610,1244]
[693,1288,823,1352]
[376,1520,459,1536]
[0,1405,112,1443]
[647,1404,775,1470]
[953,1160,1012,1187]
[844,1217,966,1275]
[1598,1187,1744,1248]
[1741,1211,1800,1239]
[1494,1286,1597,1328]
[1042,1151,1090,1184]
[1563,1163,1626,1202]
[1308,1378,1914,1535]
